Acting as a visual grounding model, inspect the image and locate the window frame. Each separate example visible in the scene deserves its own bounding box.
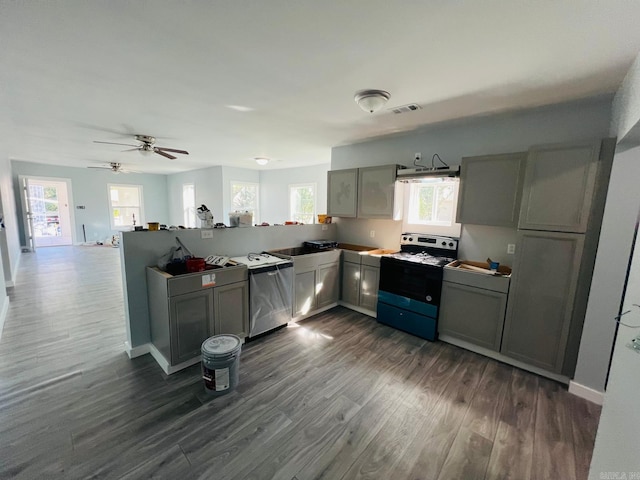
[401,178,461,237]
[182,183,196,228]
[230,181,260,224]
[107,183,144,230]
[289,182,317,224]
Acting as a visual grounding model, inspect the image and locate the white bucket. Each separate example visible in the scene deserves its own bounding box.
[201,334,242,396]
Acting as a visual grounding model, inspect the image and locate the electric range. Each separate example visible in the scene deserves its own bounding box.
[377,233,458,341]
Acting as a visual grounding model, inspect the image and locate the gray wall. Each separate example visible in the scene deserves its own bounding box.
[260,163,330,225]
[166,166,223,226]
[122,224,337,348]
[11,160,170,245]
[611,50,640,144]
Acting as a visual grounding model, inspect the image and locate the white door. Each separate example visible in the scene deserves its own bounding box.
[588,215,640,477]
[20,176,74,248]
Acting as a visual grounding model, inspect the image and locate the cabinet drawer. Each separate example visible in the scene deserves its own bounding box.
[443,267,510,293]
[377,302,437,341]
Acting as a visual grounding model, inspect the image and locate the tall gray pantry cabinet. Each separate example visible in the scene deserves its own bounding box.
[147,265,249,369]
[501,140,614,376]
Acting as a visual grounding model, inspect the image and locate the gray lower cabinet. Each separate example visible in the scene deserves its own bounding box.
[341,261,360,306]
[456,152,526,227]
[439,282,507,351]
[169,289,213,365]
[294,270,317,316]
[147,265,248,369]
[213,281,249,338]
[359,264,379,311]
[317,262,340,309]
[501,231,585,372]
[292,249,341,319]
[340,252,380,315]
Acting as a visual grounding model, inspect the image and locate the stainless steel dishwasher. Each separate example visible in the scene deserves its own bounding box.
[229,253,293,338]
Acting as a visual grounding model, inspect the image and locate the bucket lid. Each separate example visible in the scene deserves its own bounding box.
[202,334,241,356]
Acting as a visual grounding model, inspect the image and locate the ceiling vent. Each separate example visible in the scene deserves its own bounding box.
[390,103,422,114]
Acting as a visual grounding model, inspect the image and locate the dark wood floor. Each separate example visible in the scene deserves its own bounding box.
[0,246,600,479]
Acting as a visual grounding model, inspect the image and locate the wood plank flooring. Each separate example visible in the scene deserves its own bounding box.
[0,246,601,479]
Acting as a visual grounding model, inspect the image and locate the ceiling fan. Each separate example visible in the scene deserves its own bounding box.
[93,134,189,160]
[88,162,138,174]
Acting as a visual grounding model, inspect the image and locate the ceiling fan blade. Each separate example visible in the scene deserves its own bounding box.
[155,147,189,155]
[87,166,111,170]
[122,147,141,152]
[94,141,140,147]
[154,148,177,160]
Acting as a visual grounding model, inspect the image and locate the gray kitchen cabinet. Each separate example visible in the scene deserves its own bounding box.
[328,165,401,219]
[327,168,358,217]
[501,231,585,372]
[290,249,341,319]
[213,281,249,338]
[341,260,360,306]
[518,142,600,233]
[439,281,507,351]
[359,263,380,311]
[169,290,213,365]
[340,251,380,315]
[294,270,317,317]
[456,152,526,227]
[357,165,402,219]
[317,262,340,309]
[146,265,248,371]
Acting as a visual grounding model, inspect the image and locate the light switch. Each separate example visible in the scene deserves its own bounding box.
[507,244,516,254]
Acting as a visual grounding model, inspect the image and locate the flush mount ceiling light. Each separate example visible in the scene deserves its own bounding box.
[354,89,391,113]
[254,157,269,166]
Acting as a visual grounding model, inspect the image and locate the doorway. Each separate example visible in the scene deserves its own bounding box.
[20,176,74,249]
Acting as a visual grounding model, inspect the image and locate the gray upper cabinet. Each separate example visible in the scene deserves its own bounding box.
[501,230,585,372]
[327,168,358,217]
[518,143,601,233]
[328,165,401,219]
[357,165,400,219]
[456,152,526,227]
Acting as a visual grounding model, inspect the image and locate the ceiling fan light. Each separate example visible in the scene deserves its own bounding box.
[354,89,391,113]
[254,157,269,166]
[139,148,153,156]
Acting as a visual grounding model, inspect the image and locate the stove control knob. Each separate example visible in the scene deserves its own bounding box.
[426,295,432,302]
[403,236,407,241]
[441,241,446,246]
[408,237,413,242]
[449,242,454,247]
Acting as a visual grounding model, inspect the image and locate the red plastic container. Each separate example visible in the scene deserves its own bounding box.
[186,257,206,272]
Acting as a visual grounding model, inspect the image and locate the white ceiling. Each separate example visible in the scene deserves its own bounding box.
[2,1,640,174]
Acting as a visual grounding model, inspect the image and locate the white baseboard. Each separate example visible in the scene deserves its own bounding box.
[124,341,150,359]
[148,343,201,375]
[5,251,21,287]
[0,295,9,342]
[569,380,605,405]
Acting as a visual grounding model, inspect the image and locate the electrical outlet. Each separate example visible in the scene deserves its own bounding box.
[507,244,516,254]
[414,152,421,162]
[201,229,214,239]
[321,225,328,231]
[370,230,375,238]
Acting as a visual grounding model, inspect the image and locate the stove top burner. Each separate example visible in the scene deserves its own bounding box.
[385,251,454,267]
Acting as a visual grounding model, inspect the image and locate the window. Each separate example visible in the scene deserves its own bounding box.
[403,178,461,237]
[108,184,143,230]
[230,181,259,223]
[183,183,196,228]
[289,183,316,224]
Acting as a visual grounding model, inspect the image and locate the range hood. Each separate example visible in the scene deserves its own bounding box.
[396,166,460,182]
